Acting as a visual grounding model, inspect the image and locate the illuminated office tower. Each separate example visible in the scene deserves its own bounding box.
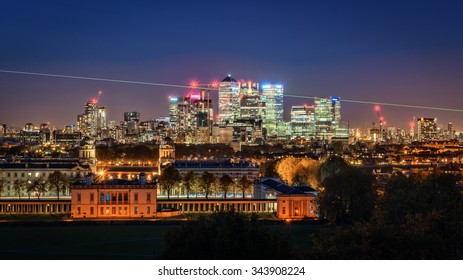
[96,107,107,133]
[169,96,179,125]
[448,122,455,140]
[194,89,214,128]
[261,83,284,137]
[239,81,265,120]
[124,111,141,136]
[417,117,437,142]
[314,96,342,140]
[218,75,239,124]
[176,96,196,136]
[291,105,315,139]
[77,101,97,137]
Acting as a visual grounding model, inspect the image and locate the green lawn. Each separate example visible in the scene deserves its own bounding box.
[0,222,326,259]
[0,225,178,259]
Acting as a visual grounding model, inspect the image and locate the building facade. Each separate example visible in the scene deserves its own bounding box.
[261,84,284,137]
[218,75,239,124]
[291,105,315,139]
[71,174,157,219]
[417,117,438,142]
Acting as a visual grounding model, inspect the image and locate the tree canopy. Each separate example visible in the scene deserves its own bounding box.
[318,166,377,224]
[161,211,294,259]
[158,166,181,199]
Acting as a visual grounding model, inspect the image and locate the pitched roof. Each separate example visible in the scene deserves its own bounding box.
[221,75,237,83]
[260,178,306,195]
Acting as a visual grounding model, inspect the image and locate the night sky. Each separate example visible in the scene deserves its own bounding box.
[1,0,462,130]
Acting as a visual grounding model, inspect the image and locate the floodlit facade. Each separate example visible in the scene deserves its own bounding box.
[261,84,284,137]
[168,97,178,126]
[71,174,156,219]
[77,98,108,139]
[417,117,438,141]
[314,96,342,140]
[239,81,265,120]
[218,75,239,124]
[291,105,315,139]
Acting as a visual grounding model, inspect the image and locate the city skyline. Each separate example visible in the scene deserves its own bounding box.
[1,0,463,129]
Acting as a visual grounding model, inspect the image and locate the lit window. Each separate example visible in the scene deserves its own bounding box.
[134,206,138,214]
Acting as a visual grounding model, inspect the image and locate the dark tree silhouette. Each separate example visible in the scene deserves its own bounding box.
[318,167,377,224]
[219,174,234,199]
[182,171,196,199]
[310,173,463,259]
[201,172,216,199]
[47,170,68,200]
[158,166,181,199]
[317,155,349,183]
[237,175,252,199]
[161,211,294,259]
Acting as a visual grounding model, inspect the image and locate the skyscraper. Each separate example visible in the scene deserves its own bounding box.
[261,84,284,137]
[124,111,141,136]
[218,75,239,124]
[291,105,315,139]
[314,96,342,140]
[448,122,455,140]
[169,96,178,126]
[417,117,437,141]
[96,107,107,134]
[239,81,265,120]
[77,101,97,137]
[194,89,213,128]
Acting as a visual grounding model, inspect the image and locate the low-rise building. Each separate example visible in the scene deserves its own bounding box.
[254,178,318,219]
[71,173,157,219]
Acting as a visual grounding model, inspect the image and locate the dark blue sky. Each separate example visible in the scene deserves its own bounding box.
[1,0,462,130]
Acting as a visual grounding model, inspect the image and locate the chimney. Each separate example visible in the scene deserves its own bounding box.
[139,173,146,185]
[85,173,93,186]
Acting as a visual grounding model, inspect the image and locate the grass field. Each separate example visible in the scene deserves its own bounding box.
[0,221,325,259]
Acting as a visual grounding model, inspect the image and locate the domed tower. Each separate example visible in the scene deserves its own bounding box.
[79,137,97,172]
[158,137,175,174]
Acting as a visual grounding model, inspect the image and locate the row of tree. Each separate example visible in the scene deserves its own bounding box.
[157,166,254,199]
[312,156,463,259]
[0,170,70,200]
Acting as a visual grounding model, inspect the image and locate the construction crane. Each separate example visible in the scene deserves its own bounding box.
[91,90,103,105]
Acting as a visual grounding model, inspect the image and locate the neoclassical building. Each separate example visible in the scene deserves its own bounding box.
[71,173,157,219]
[0,138,96,197]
